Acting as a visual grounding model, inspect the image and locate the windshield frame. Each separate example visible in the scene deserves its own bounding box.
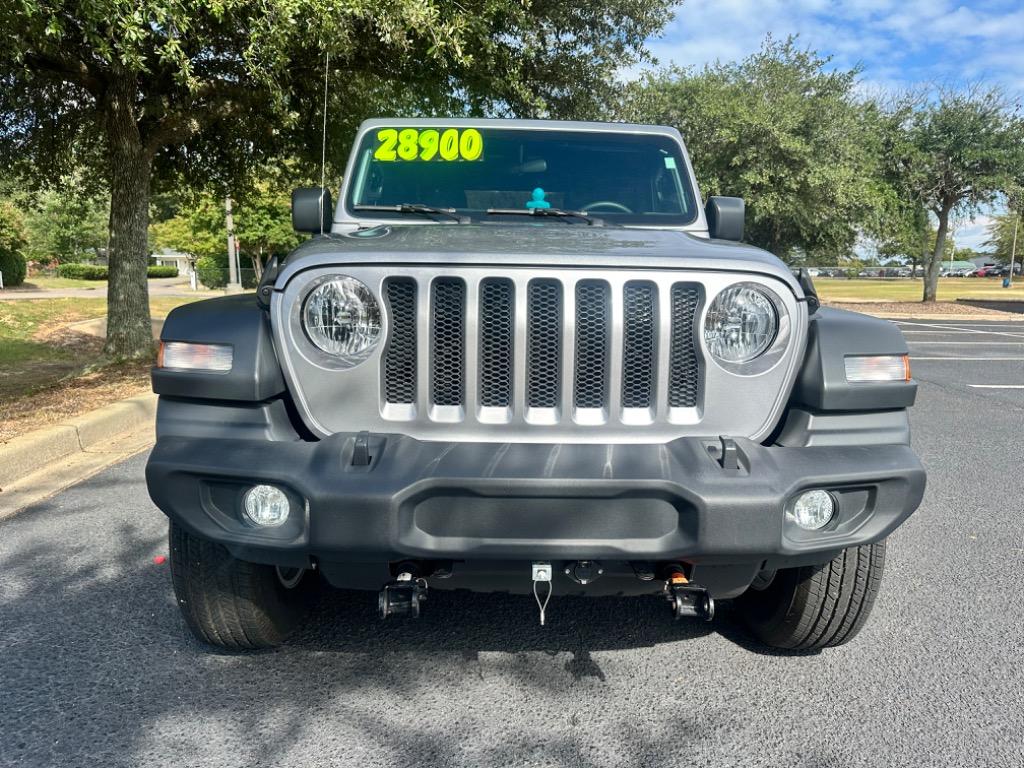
[337,119,706,232]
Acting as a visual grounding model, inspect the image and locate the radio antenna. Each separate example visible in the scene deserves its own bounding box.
[319,50,330,235]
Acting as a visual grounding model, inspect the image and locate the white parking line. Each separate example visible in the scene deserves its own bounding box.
[900,329,974,334]
[911,357,1024,361]
[968,385,1024,389]
[895,321,1024,339]
[907,341,1024,345]
[916,322,1024,328]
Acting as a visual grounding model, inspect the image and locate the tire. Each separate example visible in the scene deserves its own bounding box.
[168,521,315,649]
[736,540,886,650]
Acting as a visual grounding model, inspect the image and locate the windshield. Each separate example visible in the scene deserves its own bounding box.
[345,126,698,226]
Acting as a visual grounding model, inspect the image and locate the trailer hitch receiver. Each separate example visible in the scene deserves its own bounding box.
[664,572,714,621]
[379,572,428,619]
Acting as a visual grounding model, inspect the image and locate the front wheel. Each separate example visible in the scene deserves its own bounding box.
[168,522,316,649]
[736,541,887,650]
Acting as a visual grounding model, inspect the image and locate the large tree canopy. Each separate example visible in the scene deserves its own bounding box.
[621,38,894,261]
[890,88,1024,301]
[0,0,675,357]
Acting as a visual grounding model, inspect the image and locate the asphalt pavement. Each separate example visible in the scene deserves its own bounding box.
[1,320,1022,768]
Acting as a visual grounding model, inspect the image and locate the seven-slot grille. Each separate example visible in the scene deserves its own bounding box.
[382,275,702,423]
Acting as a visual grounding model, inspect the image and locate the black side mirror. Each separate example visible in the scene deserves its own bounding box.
[705,196,744,241]
[291,187,333,234]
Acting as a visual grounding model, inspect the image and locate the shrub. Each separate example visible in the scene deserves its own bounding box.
[195,256,226,288]
[57,262,108,280]
[0,202,28,287]
[0,249,27,287]
[147,265,178,278]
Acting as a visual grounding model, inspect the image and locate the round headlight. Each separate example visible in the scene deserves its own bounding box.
[302,276,381,364]
[704,283,779,364]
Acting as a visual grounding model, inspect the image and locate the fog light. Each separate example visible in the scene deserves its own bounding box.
[243,485,290,527]
[791,490,835,530]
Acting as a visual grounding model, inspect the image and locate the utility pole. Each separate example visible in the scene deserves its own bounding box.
[225,197,241,294]
[1009,215,1019,287]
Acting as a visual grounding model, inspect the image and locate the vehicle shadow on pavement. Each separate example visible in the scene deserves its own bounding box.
[294,585,715,654]
[295,585,812,660]
[0,492,798,767]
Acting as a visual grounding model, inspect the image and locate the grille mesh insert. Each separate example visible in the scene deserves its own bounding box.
[479,279,514,407]
[527,280,562,408]
[669,284,701,408]
[430,279,465,406]
[574,281,610,409]
[381,275,705,421]
[383,279,416,404]
[622,282,656,408]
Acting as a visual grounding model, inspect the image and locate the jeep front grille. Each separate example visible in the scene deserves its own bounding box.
[381,274,704,424]
[274,266,806,444]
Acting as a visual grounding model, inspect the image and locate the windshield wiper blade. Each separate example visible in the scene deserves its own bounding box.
[485,207,604,226]
[354,203,470,223]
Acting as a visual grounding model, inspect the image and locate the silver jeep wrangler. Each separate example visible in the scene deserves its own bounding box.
[147,119,924,650]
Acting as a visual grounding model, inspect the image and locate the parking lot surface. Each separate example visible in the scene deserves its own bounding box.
[1,320,1022,768]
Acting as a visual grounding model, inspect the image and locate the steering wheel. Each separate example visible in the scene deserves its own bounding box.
[581,200,633,214]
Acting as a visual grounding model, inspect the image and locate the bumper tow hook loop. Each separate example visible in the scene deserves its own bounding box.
[664,573,714,622]
[378,572,428,619]
[352,431,371,467]
[532,562,553,626]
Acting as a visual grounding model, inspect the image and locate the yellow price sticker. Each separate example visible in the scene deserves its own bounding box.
[374,128,484,162]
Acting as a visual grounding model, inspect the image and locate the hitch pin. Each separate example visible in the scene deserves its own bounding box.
[532,562,553,626]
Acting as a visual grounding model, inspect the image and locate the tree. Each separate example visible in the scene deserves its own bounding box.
[983,210,1022,266]
[22,187,108,264]
[892,88,1024,301]
[151,184,300,288]
[620,38,895,261]
[874,205,932,274]
[233,187,301,273]
[0,1,673,359]
[0,200,29,286]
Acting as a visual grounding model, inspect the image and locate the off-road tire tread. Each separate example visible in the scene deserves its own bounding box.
[169,522,307,649]
[738,540,886,650]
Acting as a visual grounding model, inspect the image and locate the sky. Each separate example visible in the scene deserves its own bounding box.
[644,0,1024,251]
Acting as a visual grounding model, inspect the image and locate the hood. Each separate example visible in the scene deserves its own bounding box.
[275,224,801,294]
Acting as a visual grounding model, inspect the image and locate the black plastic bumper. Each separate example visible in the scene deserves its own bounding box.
[145,432,926,569]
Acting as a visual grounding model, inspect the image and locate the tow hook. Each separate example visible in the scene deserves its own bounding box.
[532,562,553,626]
[664,571,714,621]
[378,572,428,619]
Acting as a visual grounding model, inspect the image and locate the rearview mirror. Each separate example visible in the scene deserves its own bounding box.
[292,187,333,234]
[705,196,744,241]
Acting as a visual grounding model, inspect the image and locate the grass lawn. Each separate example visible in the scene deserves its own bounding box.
[14,274,189,290]
[19,275,108,290]
[815,277,1023,303]
[0,296,201,440]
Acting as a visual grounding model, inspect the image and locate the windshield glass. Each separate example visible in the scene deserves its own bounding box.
[345,126,698,226]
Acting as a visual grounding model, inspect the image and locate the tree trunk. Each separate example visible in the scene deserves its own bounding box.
[923,205,951,303]
[103,76,153,359]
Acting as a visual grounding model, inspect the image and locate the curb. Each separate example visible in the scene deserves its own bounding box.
[0,393,156,489]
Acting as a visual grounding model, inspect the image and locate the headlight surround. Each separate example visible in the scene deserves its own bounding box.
[301,276,381,366]
[704,283,780,365]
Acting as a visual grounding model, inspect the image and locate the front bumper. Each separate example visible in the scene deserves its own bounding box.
[146,432,926,569]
